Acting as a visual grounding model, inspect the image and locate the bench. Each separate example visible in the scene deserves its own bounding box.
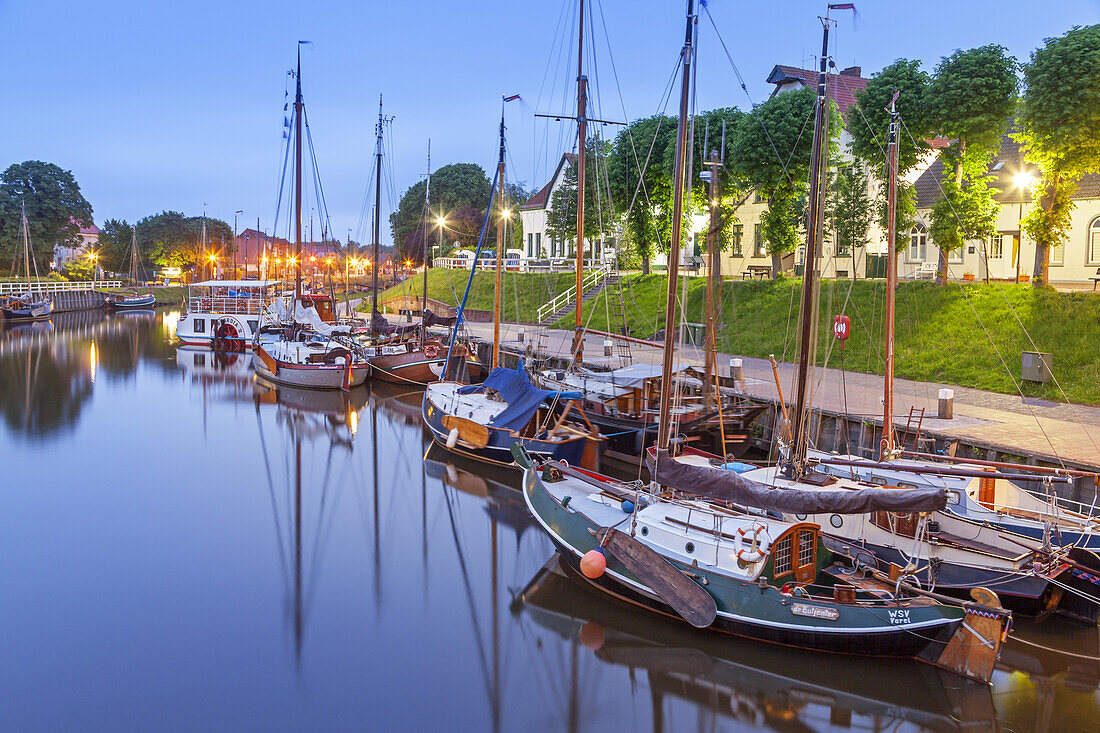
[916,261,937,280]
[742,265,770,280]
[1092,267,1100,291]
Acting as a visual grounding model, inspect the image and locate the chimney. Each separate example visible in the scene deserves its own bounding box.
[840,66,862,77]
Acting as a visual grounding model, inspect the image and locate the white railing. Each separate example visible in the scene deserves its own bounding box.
[0,280,123,294]
[536,264,609,324]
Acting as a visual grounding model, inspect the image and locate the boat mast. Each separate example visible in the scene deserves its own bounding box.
[294,47,304,305]
[571,0,587,365]
[787,14,833,477]
[372,96,383,315]
[21,202,31,290]
[882,92,900,460]
[131,228,139,285]
[422,139,431,325]
[493,106,506,369]
[702,124,724,407]
[656,0,696,452]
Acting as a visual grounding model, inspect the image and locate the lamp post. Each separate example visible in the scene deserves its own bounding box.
[1013,171,1035,284]
[233,210,243,278]
[208,253,218,281]
[86,250,99,284]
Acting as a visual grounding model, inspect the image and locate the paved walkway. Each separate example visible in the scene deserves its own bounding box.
[461,321,1100,471]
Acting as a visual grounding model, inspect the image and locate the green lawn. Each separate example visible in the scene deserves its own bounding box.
[373,269,578,319]
[568,274,1100,405]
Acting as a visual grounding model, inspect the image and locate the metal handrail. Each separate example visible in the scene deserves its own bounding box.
[536,264,609,323]
[0,280,123,294]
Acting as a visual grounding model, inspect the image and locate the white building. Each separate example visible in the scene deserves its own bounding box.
[52,221,99,270]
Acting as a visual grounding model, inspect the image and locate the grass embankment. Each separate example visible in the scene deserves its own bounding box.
[568,274,1100,405]
[372,269,577,320]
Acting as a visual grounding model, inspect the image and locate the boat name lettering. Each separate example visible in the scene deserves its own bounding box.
[381,345,408,355]
[888,609,911,625]
[790,603,839,621]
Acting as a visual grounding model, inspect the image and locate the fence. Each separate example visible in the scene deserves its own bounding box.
[0,280,122,295]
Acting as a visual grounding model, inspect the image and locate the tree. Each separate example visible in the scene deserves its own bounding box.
[137,211,232,272]
[830,164,874,261]
[0,161,93,273]
[1017,24,1100,286]
[927,45,1018,283]
[729,86,840,277]
[97,219,135,274]
[848,59,934,240]
[545,136,614,258]
[389,163,492,262]
[607,115,678,273]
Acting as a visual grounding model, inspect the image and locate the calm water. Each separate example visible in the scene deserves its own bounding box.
[1,309,1098,732]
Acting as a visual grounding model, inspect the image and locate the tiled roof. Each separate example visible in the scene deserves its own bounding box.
[521,153,578,210]
[766,65,869,122]
[913,131,1100,209]
[69,217,98,235]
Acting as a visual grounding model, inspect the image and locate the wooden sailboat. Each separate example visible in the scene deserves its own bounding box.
[422,104,603,469]
[251,45,369,390]
[107,228,155,308]
[2,203,54,321]
[518,1,1010,683]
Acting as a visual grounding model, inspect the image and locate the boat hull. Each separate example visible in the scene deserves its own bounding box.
[1,300,53,321]
[369,349,447,385]
[252,351,369,390]
[109,294,156,308]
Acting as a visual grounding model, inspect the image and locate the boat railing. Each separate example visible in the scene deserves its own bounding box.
[0,280,123,294]
[976,491,1100,523]
[186,297,269,316]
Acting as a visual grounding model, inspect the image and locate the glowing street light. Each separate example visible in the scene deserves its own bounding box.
[1013,170,1036,284]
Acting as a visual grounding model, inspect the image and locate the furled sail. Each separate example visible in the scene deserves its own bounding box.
[648,449,948,514]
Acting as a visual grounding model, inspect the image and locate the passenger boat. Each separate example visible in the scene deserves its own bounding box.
[175,279,284,348]
[2,203,53,322]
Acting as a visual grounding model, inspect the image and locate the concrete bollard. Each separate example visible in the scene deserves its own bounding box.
[517,327,525,343]
[603,339,613,357]
[938,388,954,419]
[729,358,744,384]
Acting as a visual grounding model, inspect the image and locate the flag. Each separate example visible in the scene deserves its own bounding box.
[828,3,855,8]
[503,94,520,102]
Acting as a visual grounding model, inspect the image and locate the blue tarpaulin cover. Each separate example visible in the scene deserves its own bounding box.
[457,364,583,431]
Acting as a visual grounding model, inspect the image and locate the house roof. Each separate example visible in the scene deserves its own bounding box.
[68,217,98,236]
[914,131,1100,209]
[521,153,578,211]
[766,64,869,122]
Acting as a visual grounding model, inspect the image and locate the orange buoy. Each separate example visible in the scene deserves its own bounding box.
[580,548,606,579]
[579,621,605,650]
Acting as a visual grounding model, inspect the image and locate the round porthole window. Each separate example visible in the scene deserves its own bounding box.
[685,542,695,554]
[795,513,807,521]
[830,514,843,528]
[640,526,649,536]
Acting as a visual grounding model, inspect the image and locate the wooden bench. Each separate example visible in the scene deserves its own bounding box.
[742,265,770,280]
[1091,267,1100,291]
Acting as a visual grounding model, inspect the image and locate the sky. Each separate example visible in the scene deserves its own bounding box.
[2,0,1097,247]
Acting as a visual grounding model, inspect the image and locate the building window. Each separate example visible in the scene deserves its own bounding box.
[948,246,964,264]
[1089,217,1100,265]
[753,224,767,258]
[754,189,767,204]
[730,224,743,257]
[908,224,928,262]
[527,233,533,257]
[989,234,1004,259]
[1051,240,1064,266]
[535,233,542,257]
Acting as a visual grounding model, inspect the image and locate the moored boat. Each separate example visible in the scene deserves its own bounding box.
[175,279,284,348]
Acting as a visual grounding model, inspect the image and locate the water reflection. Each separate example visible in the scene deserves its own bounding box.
[1,313,1099,730]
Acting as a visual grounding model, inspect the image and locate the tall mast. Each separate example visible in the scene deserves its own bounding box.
[21,202,31,287]
[422,139,431,323]
[882,93,901,459]
[493,107,506,369]
[571,0,587,364]
[294,46,304,304]
[372,96,383,314]
[131,228,138,284]
[656,0,696,451]
[787,14,833,477]
[703,130,723,407]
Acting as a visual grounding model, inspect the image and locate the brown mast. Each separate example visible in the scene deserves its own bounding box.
[703,141,722,407]
[656,0,696,451]
[422,139,431,327]
[787,15,833,477]
[882,92,900,459]
[493,108,506,369]
[372,96,383,315]
[571,0,587,364]
[294,47,303,305]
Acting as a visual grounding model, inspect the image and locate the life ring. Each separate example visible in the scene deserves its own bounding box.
[424,344,440,359]
[735,523,771,563]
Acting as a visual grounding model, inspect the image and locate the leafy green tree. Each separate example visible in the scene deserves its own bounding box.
[1017,24,1100,286]
[390,163,491,262]
[97,219,135,274]
[830,164,874,261]
[729,87,839,277]
[927,45,1018,283]
[545,136,614,259]
[0,161,93,273]
[137,211,232,272]
[848,59,934,240]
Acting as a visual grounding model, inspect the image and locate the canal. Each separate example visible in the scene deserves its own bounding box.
[0,308,1097,731]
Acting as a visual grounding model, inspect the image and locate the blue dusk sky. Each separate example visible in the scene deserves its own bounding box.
[2,0,1096,244]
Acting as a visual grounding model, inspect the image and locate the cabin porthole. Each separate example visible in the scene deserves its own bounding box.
[685,542,695,554]
[830,514,843,528]
[795,513,807,521]
[640,526,649,536]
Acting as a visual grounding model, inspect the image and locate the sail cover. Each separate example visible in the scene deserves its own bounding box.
[457,364,583,431]
[648,450,948,514]
[294,302,351,336]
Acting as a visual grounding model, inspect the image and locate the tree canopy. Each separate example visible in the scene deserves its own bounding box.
[0,161,93,272]
[136,211,232,270]
[390,163,492,262]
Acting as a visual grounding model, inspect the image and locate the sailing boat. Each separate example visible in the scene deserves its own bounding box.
[518,0,1010,683]
[2,203,54,321]
[422,104,603,468]
[529,0,762,460]
[107,228,155,308]
[251,45,369,391]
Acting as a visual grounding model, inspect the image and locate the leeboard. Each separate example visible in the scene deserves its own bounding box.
[442,414,491,448]
[596,527,718,628]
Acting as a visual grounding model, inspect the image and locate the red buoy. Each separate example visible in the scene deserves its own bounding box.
[580,548,606,579]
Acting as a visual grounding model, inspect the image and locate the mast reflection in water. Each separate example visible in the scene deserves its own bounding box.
[0,309,1097,730]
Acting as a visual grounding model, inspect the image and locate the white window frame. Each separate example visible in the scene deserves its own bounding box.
[908,225,928,263]
[753,224,767,258]
[989,234,1003,259]
[1088,217,1100,266]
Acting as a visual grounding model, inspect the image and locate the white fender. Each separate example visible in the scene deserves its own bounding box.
[446,427,460,449]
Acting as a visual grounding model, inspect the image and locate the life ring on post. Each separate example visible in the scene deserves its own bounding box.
[735,523,771,563]
[423,344,440,359]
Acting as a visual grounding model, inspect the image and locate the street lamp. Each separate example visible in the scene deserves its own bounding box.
[1014,171,1035,283]
[86,250,99,284]
[233,210,243,278]
[208,252,218,280]
[435,216,446,266]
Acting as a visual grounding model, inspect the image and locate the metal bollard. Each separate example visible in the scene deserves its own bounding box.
[729,357,744,384]
[603,339,613,357]
[938,388,954,419]
[517,327,525,343]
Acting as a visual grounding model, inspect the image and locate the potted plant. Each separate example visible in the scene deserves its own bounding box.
[962,271,975,282]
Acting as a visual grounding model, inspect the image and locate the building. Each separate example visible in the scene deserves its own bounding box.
[909,134,1100,284]
[52,221,99,270]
